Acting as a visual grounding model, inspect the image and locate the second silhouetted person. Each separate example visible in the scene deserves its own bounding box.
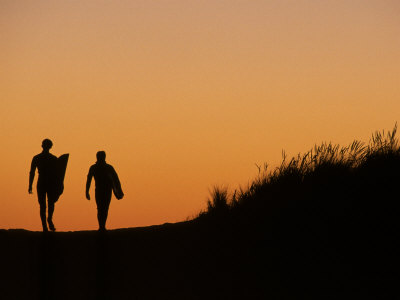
[86,151,124,231]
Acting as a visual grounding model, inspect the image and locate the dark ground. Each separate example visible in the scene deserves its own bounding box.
[3,133,399,299]
[0,220,275,300]
[0,209,398,300]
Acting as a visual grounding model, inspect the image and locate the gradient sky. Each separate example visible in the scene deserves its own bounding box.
[1,0,399,231]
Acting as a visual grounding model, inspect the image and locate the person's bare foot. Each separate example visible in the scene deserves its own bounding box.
[48,219,56,231]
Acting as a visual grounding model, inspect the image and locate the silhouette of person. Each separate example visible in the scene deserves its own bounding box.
[29,139,58,232]
[86,151,124,231]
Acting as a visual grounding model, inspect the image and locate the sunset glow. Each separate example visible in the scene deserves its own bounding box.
[1,0,399,231]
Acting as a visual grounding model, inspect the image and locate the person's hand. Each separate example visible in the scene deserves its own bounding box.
[28,187,32,194]
[86,191,90,200]
[116,191,124,200]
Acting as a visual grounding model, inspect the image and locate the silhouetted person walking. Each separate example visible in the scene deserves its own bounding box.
[86,151,124,231]
[29,139,58,232]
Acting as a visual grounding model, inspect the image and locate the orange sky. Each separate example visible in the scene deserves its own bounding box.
[1,0,399,231]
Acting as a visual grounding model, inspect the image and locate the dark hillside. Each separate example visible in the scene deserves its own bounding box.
[1,126,399,299]
[198,125,400,297]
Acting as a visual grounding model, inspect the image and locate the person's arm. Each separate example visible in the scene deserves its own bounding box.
[86,167,93,200]
[28,157,37,194]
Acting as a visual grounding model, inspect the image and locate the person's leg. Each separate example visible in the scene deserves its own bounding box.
[97,203,107,231]
[95,199,103,230]
[102,197,111,228]
[37,185,48,232]
[95,189,112,231]
[47,202,55,230]
[47,192,58,231]
[96,201,108,231]
[95,193,104,230]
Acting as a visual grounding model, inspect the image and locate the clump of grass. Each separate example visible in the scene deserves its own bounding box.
[201,123,399,217]
[206,186,229,216]
[367,123,398,155]
[197,123,400,295]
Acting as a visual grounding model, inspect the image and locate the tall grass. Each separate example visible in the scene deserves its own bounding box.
[200,124,399,218]
[197,124,400,296]
[206,186,229,215]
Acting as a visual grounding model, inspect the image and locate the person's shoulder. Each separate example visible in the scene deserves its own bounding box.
[32,153,43,160]
[31,154,40,164]
[106,163,116,170]
[35,152,56,159]
[42,153,57,162]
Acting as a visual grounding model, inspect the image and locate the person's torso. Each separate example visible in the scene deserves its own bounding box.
[35,152,58,183]
[91,163,114,190]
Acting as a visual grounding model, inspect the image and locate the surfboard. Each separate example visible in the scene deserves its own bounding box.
[109,171,124,200]
[54,153,69,202]
[112,181,124,200]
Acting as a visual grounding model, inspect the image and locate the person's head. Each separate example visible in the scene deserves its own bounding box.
[96,151,106,163]
[42,139,53,151]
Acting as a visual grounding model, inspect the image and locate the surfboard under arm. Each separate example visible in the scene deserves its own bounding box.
[54,154,69,201]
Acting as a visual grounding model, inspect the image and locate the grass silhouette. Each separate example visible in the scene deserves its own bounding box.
[202,124,399,218]
[0,125,398,299]
[198,123,399,297]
